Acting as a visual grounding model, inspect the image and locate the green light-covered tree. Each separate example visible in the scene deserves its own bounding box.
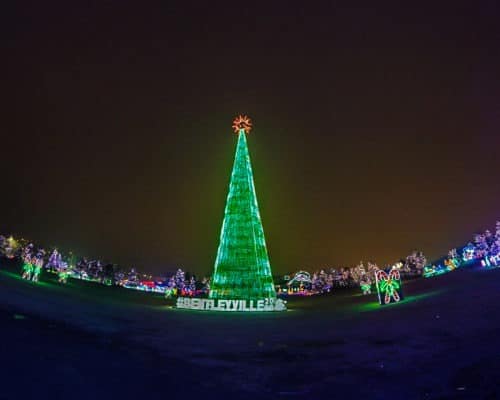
[209,117,277,301]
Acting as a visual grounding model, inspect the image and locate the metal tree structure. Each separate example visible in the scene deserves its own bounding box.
[209,116,277,301]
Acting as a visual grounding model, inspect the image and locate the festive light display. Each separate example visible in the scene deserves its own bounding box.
[287,271,312,286]
[359,272,372,295]
[444,258,457,271]
[46,249,63,271]
[232,115,252,134]
[206,117,281,309]
[21,258,33,280]
[360,283,371,295]
[281,271,313,295]
[490,254,500,266]
[482,254,500,268]
[32,257,43,282]
[462,244,475,262]
[5,236,19,259]
[423,264,451,278]
[374,269,403,305]
[177,297,286,312]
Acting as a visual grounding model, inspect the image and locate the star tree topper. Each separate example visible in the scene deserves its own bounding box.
[232,115,252,134]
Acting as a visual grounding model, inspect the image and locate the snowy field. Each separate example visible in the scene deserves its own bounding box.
[1,260,499,399]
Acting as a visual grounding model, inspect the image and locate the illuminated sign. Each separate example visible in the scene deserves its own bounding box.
[176,297,287,312]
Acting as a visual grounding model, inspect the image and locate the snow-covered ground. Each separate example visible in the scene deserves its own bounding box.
[1,260,499,399]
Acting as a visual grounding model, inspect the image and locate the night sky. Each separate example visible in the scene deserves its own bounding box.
[2,1,500,276]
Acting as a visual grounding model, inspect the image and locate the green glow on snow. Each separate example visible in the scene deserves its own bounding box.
[352,290,445,312]
[209,130,276,301]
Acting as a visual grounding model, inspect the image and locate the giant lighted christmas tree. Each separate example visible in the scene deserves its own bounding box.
[209,115,277,301]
